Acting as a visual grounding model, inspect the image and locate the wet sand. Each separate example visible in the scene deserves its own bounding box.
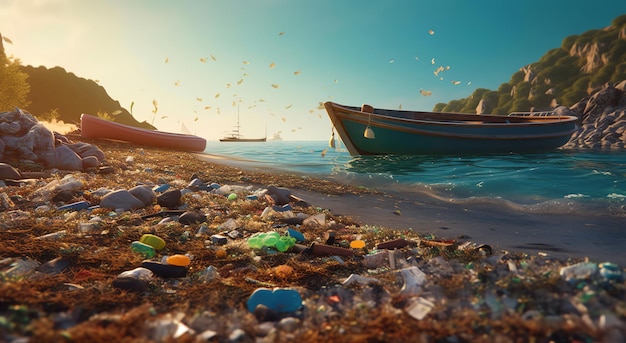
[198,153,626,265]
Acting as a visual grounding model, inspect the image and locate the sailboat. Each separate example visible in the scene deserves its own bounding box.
[220,105,267,142]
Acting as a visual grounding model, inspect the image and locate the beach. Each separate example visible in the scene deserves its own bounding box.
[197,153,626,266]
[1,137,625,342]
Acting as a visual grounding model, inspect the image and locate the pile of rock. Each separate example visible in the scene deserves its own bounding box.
[564,80,626,150]
[0,108,104,172]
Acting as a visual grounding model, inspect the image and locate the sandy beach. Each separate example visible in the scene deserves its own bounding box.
[1,138,624,342]
[197,153,626,266]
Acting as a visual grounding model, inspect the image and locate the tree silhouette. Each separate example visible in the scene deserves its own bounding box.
[0,33,30,111]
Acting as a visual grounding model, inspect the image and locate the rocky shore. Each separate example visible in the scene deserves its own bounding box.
[563,80,626,150]
[0,136,624,342]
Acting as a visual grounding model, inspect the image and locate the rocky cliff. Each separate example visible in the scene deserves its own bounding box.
[19,65,155,130]
[563,80,626,150]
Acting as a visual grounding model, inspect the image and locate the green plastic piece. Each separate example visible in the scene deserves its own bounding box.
[247,232,296,252]
[131,241,155,258]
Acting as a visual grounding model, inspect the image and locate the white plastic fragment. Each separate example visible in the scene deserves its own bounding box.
[303,213,326,226]
[118,267,153,281]
[148,312,194,341]
[342,274,379,287]
[398,266,427,295]
[405,297,435,320]
[559,262,597,281]
[36,230,66,240]
[363,251,387,269]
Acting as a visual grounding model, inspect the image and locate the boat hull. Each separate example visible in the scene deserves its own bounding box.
[325,102,578,156]
[219,137,267,142]
[80,114,207,152]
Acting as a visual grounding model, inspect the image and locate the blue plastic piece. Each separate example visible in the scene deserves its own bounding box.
[247,287,302,313]
[287,228,305,243]
[153,184,170,193]
[246,195,259,200]
[272,204,293,212]
[57,201,90,211]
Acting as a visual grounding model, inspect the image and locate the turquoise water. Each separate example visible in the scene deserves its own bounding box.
[202,141,626,217]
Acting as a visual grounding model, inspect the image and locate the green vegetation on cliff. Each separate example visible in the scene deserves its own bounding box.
[434,15,626,114]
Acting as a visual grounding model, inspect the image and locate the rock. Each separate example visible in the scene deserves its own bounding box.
[211,234,228,245]
[67,142,105,161]
[565,81,626,151]
[50,145,83,170]
[277,317,301,333]
[266,185,291,205]
[0,163,21,180]
[100,189,145,210]
[129,185,156,207]
[178,211,206,225]
[112,277,149,292]
[141,261,187,278]
[81,156,100,169]
[51,190,75,203]
[157,189,181,208]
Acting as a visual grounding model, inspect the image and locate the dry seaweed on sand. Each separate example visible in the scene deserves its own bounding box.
[0,135,624,342]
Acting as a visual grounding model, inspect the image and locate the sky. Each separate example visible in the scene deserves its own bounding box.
[1,0,625,141]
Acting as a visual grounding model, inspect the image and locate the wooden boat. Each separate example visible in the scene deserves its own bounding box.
[80,114,207,152]
[324,102,578,156]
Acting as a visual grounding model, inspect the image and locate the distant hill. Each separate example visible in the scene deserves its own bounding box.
[434,14,626,115]
[19,65,155,130]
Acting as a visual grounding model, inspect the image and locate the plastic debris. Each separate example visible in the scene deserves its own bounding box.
[246,287,303,313]
[363,251,387,268]
[131,241,156,258]
[147,312,194,341]
[57,201,90,211]
[166,254,191,267]
[310,243,356,257]
[198,265,220,282]
[342,274,379,286]
[398,266,427,295]
[37,230,66,240]
[349,240,366,249]
[287,228,305,243]
[560,261,598,282]
[303,213,325,226]
[152,184,170,193]
[405,297,435,320]
[140,234,166,250]
[211,234,228,245]
[247,231,296,252]
[118,267,154,281]
[142,261,187,278]
[599,262,623,281]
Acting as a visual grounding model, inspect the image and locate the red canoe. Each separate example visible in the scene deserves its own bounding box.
[80,114,207,152]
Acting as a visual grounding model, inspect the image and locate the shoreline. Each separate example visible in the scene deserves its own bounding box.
[1,137,625,341]
[196,153,626,265]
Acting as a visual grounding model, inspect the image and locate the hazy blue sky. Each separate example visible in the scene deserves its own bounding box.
[2,0,625,140]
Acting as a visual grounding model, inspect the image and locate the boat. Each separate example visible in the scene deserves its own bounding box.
[220,106,266,142]
[324,102,578,156]
[219,135,267,143]
[80,113,207,152]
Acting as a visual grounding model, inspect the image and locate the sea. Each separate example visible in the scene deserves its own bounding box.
[202,141,626,218]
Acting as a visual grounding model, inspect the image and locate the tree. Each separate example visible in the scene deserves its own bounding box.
[0,33,30,111]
